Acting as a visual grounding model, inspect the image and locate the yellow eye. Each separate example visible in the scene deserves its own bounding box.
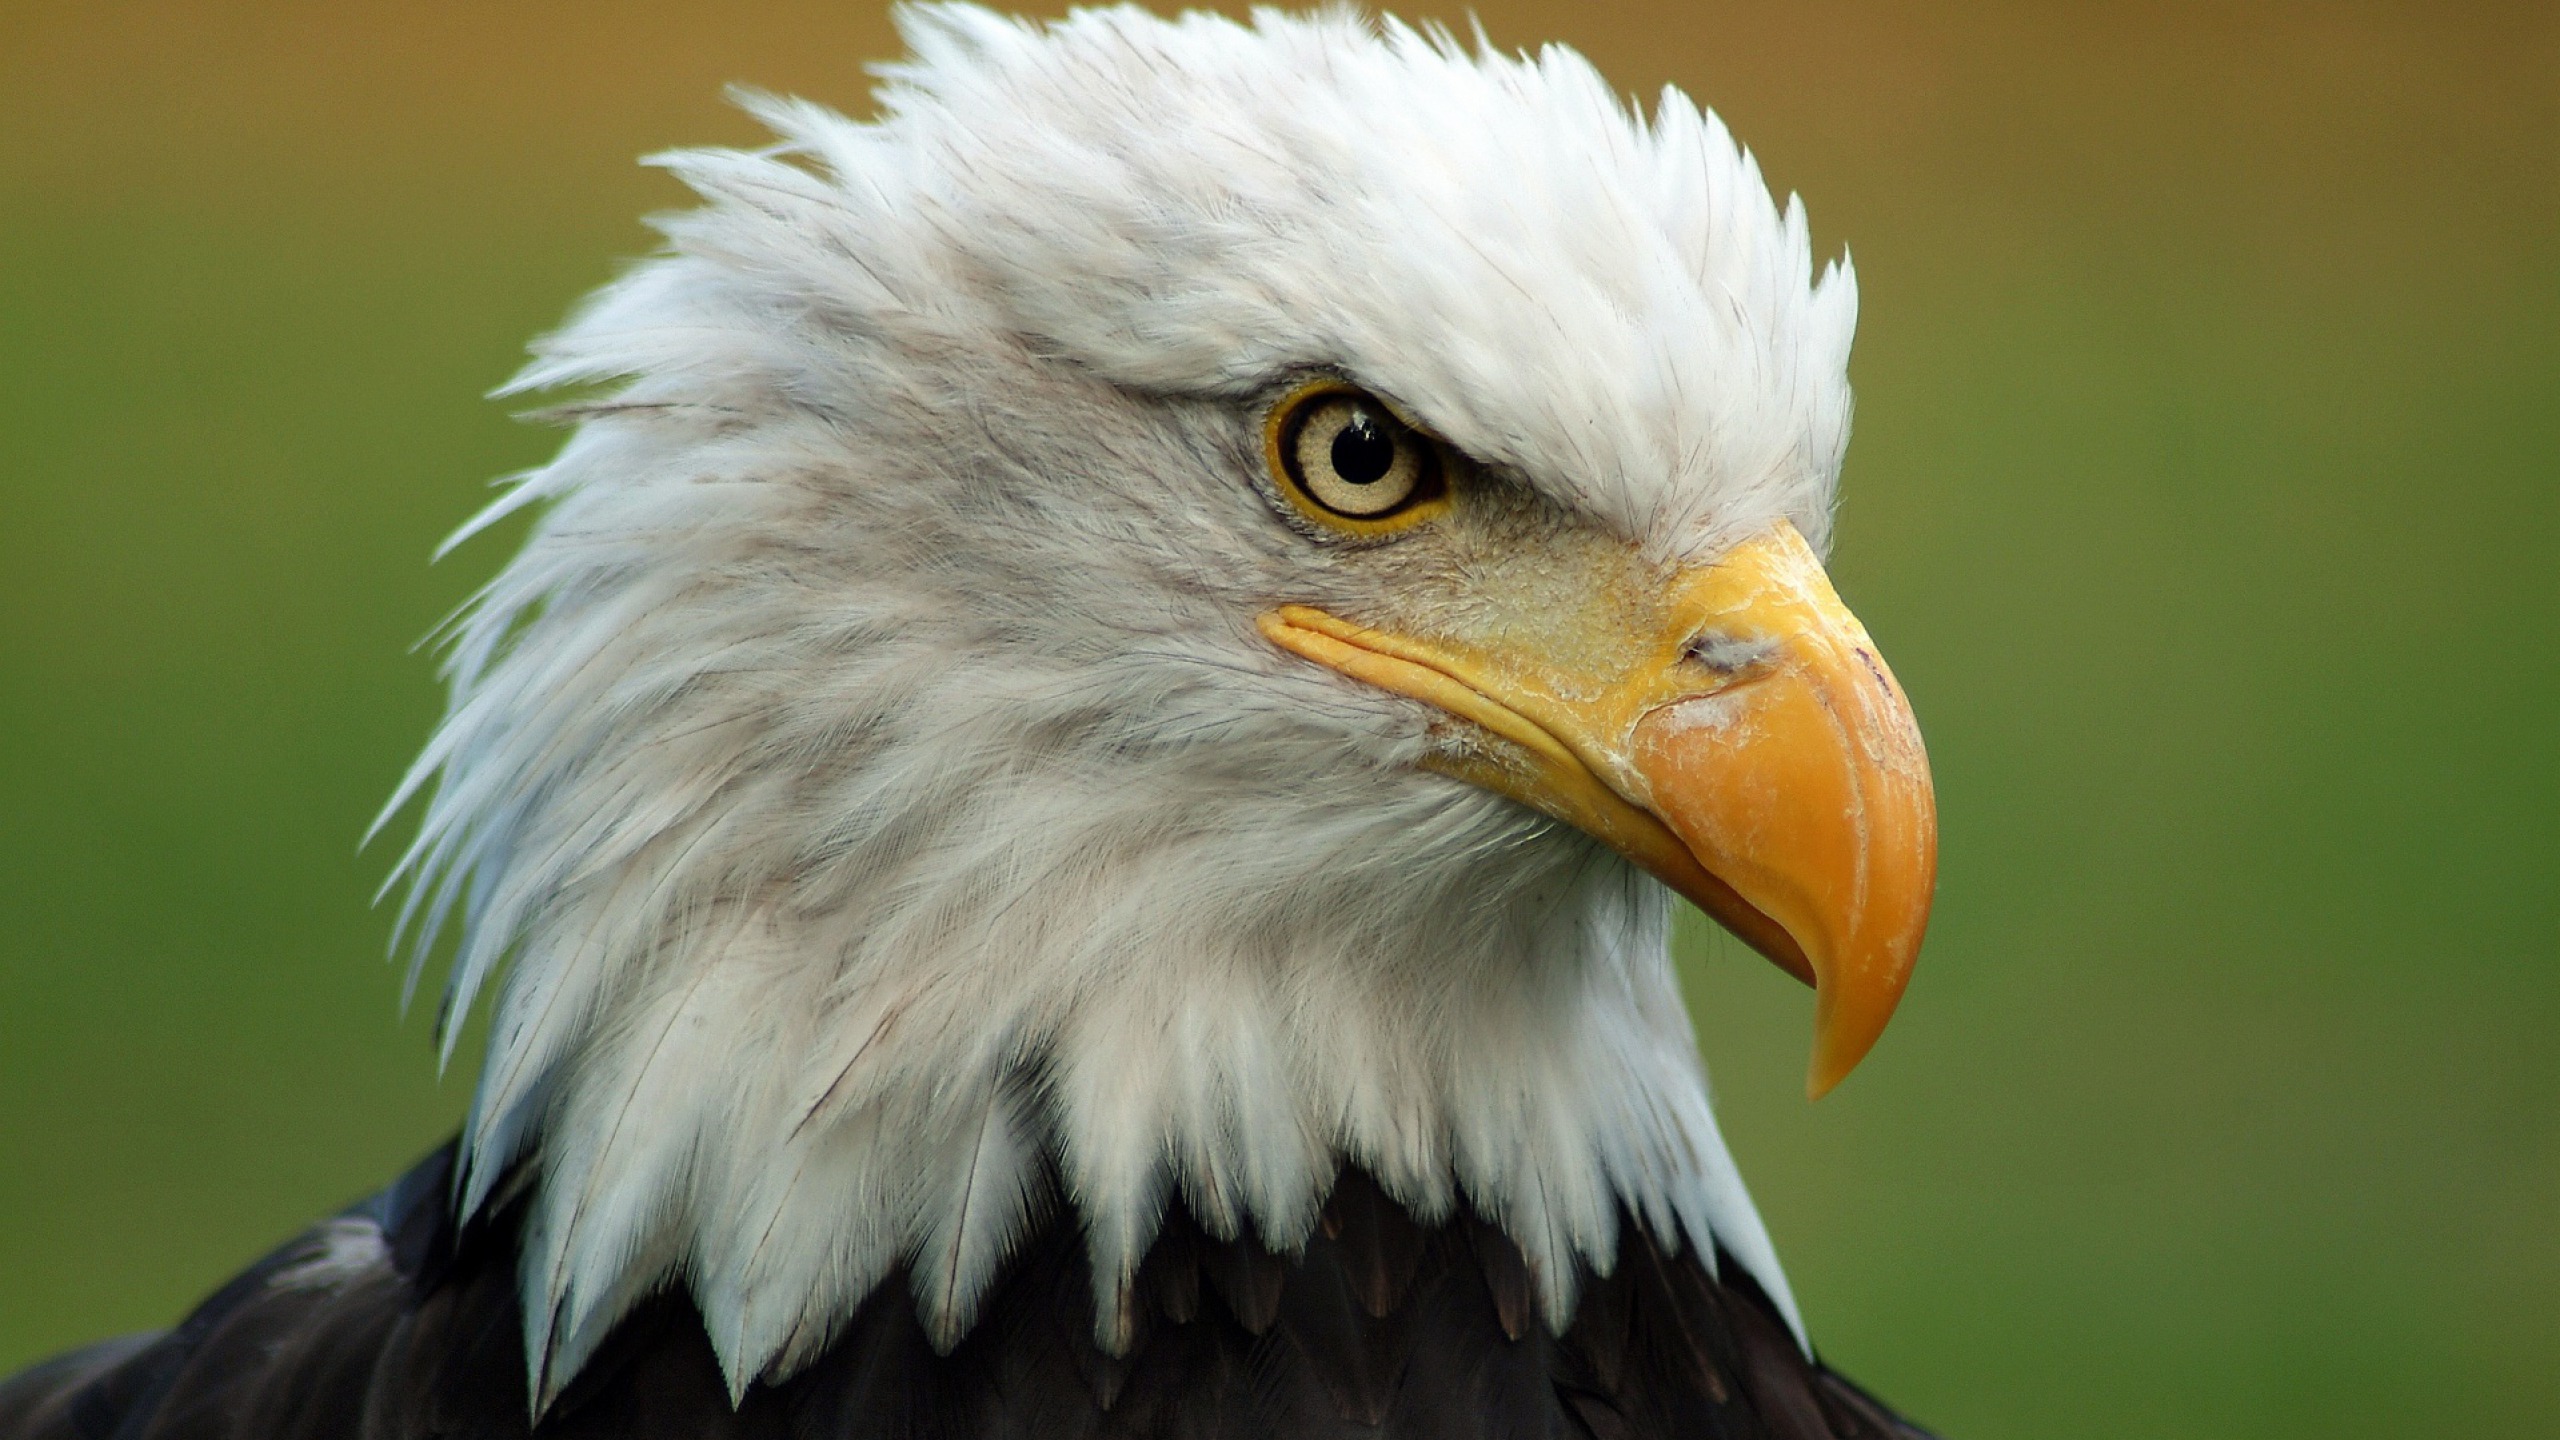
[1264,383,1451,534]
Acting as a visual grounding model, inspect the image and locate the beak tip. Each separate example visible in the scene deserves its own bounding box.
[1803,1037,1862,1101]
[1800,955,1916,1101]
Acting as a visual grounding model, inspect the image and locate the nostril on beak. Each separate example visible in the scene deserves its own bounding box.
[1681,631,1775,677]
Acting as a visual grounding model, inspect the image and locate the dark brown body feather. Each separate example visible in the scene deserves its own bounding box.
[0,1145,1938,1440]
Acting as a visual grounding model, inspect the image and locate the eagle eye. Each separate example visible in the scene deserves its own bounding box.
[1264,383,1450,534]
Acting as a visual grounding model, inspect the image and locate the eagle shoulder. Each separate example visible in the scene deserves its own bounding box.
[0,1147,1938,1440]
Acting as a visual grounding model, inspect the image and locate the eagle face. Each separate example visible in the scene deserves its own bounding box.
[383,3,1935,1402]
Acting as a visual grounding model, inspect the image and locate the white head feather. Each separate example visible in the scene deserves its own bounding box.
[381,2,1857,1404]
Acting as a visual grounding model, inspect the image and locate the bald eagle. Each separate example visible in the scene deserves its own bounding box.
[0,7,1942,1438]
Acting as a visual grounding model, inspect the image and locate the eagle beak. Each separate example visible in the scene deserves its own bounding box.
[1259,521,1935,1097]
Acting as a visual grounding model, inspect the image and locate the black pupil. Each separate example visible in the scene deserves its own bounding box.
[1329,408,1398,486]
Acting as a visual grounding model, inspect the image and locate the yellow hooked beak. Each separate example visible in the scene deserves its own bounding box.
[1259,521,1936,1097]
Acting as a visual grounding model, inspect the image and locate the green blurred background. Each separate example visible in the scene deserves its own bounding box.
[1,1,2552,1434]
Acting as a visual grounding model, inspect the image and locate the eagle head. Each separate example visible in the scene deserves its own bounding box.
[383,2,1935,1405]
